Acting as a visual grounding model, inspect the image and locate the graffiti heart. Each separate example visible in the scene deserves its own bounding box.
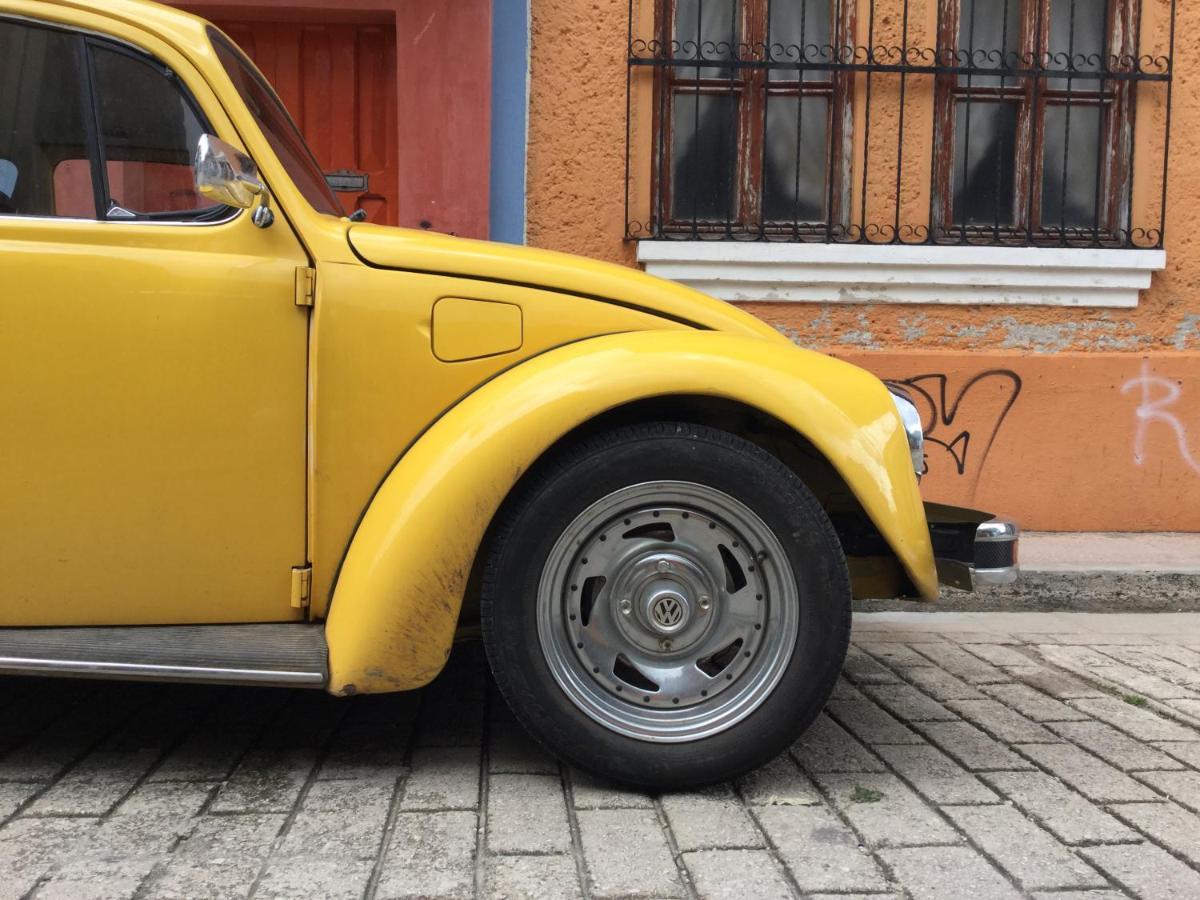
[1122,360,1200,477]
[885,370,1022,483]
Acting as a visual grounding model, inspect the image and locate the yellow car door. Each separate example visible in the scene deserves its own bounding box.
[0,16,309,625]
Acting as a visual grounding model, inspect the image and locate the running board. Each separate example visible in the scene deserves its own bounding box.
[0,624,327,688]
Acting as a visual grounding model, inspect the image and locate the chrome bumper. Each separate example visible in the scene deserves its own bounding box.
[929,511,1020,592]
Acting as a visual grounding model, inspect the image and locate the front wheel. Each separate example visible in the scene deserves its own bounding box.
[481,422,851,789]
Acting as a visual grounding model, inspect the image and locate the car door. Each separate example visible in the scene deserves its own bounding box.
[0,16,309,626]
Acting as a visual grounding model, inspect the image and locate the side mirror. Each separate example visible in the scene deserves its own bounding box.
[194,134,266,210]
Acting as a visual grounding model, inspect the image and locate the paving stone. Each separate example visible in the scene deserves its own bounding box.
[1017,742,1160,802]
[756,804,888,894]
[662,786,762,851]
[208,748,315,813]
[683,849,793,900]
[1090,663,1198,701]
[855,641,932,667]
[898,666,985,701]
[1148,643,1200,670]
[413,694,485,748]
[485,854,583,900]
[1154,741,1200,767]
[843,646,902,684]
[1081,842,1200,898]
[1040,632,1161,646]
[0,816,98,899]
[1069,696,1200,742]
[792,713,886,773]
[376,810,477,900]
[736,754,820,805]
[910,643,1010,684]
[1005,665,1107,700]
[0,782,38,819]
[943,698,1057,743]
[84,808,201,858]
[148,729,254,782]
[1111,801,1200,866]
[256,857,373,900]
[943,804,1106,891]
[488,721,558,775]
[1029,892,1127,900]
[814,773,960,848]
[25,780,132,817]
[914,720,1033,771]
[1036,644,1116,668]
[576,808,683,899]
[960,642,1032,666]
[278,779,393,859]
[982,683,1089,721]
[877,845,1021,900]
[1100,645,1200,688]
[112,780,215,819]
[1167,697,1200,721]
[872,744,999,805]
[144,858,265,900]
[488,773,571,854]
[1048,720,1185,771]
[173,812,286,859]
[1136,769,1200,813]
[831,676,861,700]
[568,769,655,809]
[982,772,1136,844]
[37,855,158,900]
[826,698,922,745]
[861,683,958,722]
[399,746,481,811]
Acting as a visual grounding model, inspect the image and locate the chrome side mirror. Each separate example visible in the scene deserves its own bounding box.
[194,134,273,226]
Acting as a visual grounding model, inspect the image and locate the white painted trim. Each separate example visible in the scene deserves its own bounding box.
[636,242,1167,308]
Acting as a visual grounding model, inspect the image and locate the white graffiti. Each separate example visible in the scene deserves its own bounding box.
[1121,360,1200,476]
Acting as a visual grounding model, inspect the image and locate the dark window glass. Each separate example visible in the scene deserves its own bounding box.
[209,29,343,217]
[762,96,828,222]
[769,0,832,81]
[670,93,737,221]
[0,21,94,217]
[952,101,1018,227]
[1042,104,1102,227]
[957,0,1021,86]
[90,44,219,218]
[673,0,737,78]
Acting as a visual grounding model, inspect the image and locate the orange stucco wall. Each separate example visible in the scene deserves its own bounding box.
[527,0,1200,531]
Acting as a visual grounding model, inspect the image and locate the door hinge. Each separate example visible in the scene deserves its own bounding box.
[295,267,316,307]
[290,565,312,609]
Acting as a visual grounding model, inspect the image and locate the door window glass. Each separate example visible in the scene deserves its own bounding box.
[0,20,95,217]
[90,43,221,218]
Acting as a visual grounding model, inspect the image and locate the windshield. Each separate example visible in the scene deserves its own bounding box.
[208,28,343,217]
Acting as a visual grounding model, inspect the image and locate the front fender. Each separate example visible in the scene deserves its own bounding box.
[324,331,935,694]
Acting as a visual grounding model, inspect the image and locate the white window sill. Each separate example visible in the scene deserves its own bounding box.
[636,242,1167,308]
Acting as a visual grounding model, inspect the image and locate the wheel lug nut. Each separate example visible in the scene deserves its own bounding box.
[660,639,673,651]
[699,595,711,612]
[656,560,671,573]
[619,598,632,615]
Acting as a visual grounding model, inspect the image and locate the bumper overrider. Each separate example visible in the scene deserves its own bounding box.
[889,387,1020,592]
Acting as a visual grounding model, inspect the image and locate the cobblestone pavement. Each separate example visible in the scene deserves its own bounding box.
[5,612,1200,899]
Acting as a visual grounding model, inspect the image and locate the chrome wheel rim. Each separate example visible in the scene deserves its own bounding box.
[537,481,799,743]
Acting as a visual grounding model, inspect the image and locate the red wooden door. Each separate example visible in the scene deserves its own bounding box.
[210,20,399,225]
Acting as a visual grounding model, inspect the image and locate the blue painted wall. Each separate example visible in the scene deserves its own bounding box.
[490,0,530,244]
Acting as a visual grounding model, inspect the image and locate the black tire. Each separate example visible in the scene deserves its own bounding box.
[480,421,851,790]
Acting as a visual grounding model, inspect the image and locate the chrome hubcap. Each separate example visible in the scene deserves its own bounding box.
[537,481,799,743]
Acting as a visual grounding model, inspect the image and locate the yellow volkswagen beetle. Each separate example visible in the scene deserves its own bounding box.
[0,0,1017,788]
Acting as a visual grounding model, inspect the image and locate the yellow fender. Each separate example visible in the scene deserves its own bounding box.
[324,331,935,694]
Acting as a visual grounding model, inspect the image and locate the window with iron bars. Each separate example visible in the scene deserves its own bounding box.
[626,0,1174,247]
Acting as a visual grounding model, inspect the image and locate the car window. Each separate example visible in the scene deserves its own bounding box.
[209,29,343,217]
[89,43,222,219]
[0,20,96,217]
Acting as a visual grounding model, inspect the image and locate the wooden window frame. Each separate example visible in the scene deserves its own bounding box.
[932,0,1136,243]
[652,0,855,237]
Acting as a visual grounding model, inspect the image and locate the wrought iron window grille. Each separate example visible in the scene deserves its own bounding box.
[624,0,1175,249]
